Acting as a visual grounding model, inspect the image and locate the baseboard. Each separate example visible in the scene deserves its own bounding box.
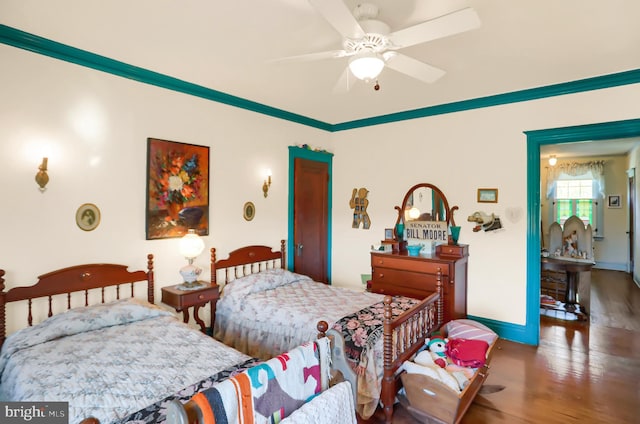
[466,315,537,345]
[594,261,628,272]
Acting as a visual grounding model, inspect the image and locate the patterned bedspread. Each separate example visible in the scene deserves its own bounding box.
[0,298,251,424]
[213,269,416,419]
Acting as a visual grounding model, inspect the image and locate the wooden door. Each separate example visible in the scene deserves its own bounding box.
[628,169,635,274]
[292,156,329,283]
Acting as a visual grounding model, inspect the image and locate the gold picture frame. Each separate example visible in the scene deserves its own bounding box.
[76,203,101,231]
[477,188,498,203]
[146,137,209,240]
[243,201,255,221]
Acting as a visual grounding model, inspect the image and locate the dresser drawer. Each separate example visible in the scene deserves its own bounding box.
[371,254,449,276]
[162,285,219,309]
[180,289,218,305]
[436,244,469,259]
[372,267,447,293]
[371,281,435,300]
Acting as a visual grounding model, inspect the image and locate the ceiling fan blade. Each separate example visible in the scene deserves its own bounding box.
[383,52,446,84]
[332,66,355,94]
[308,0,365,39]
[268,49,351,64]
[389,7,481,48]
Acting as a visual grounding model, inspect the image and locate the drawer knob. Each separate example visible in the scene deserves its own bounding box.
[198,294,205,300]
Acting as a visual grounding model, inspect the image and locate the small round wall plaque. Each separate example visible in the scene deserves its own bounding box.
[76,203,101,231]
[243,202,255,221]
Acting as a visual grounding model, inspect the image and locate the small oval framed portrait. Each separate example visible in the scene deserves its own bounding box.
[243,202,255,221]
[76,203,101,231]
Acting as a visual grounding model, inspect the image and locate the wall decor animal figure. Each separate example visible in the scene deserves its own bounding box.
[467,211,503,232]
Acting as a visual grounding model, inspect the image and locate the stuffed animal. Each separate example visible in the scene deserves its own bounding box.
[423,336,449,368]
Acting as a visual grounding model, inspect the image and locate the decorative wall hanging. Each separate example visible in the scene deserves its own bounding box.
[607,194,621,208]
[243,202,255,221]
[477,188,498,203]
[349,187,370,229]
[467,211,503,232]
[76,203,101,231]
[146,138,209,240]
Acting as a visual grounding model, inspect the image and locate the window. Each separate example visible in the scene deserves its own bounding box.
[553,179,600,236]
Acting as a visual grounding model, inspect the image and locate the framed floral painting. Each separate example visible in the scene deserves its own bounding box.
[146,138,209,240]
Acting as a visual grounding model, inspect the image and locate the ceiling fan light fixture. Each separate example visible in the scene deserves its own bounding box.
[348,52,384,82]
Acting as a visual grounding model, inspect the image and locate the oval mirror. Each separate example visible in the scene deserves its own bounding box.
[395,183,458,228]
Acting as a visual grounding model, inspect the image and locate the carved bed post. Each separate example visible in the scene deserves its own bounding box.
[0,269,6,349]
[147,254,155,304]
[437,270,444,327]
[316,320,328,339]
[280,239,286,269]
[210,248,217,285]
[382,295,394,424]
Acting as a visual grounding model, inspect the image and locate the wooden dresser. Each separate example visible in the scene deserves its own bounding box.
[370,244,469,324]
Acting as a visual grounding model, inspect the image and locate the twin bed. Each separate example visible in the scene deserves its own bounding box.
[0,241,443,424]
[211,241,442,423]
[0,256,256,424]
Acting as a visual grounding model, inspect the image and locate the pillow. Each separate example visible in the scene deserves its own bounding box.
[222,268,313,299]
[0,298,171,364]
[443,319,498,345]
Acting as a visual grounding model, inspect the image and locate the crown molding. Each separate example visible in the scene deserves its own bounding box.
[2,24,639,132]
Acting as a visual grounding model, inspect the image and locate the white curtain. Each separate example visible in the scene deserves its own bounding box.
[545,160,605,199]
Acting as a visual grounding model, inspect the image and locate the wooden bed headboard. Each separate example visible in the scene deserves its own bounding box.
[211,240,286,285]
[0,254,155,348]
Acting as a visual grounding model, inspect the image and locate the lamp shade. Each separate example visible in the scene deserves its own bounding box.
[548,155,557,166]
[409,207,421,220]
[179,229,205,259]
[348,52,384,82]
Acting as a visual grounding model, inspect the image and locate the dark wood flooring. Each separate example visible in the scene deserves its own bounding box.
[360,269,639,424]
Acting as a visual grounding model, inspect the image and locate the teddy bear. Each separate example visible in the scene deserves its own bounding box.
[423,336,449,368]
[414,337,475,390]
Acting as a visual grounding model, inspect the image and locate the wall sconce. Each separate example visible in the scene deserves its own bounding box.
[35,157,49,191]
[548,155,557,166]
[262,169,272,198]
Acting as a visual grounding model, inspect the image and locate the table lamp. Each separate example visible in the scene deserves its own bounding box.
[178,229,205,290]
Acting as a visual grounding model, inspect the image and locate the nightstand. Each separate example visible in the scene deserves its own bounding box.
[161,283,219,334]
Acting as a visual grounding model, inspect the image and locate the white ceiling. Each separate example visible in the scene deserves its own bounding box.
[2,0,639,127]
[541,137,640,160]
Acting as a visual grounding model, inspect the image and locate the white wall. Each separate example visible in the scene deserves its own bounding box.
[2,42,639,334]
[329,84,640,325]
[0,45,330,333]
[627,147,640,284]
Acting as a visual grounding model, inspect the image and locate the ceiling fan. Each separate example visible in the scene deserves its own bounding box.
[280,0,481,88]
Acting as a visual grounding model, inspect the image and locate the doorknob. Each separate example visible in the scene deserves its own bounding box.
[296,243,303,256]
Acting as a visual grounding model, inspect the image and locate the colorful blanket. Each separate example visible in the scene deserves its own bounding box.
[331,296,421,374]
[190,338,331,424]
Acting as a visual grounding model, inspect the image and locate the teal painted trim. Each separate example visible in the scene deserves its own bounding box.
[2,24,640,132]
[287,146,334,281]
[466,315,535,345]
[0,24,331,132]
[332,69,640,131]
[525,118,640,346]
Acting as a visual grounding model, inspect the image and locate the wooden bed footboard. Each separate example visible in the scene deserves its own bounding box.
[317,288,441,424]
[0,255,155,349]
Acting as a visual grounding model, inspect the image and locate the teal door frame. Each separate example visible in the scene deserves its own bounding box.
[287,146,333,281]
[523,118,640,345]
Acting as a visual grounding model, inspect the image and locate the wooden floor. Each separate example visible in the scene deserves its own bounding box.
[361,269,639,424]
